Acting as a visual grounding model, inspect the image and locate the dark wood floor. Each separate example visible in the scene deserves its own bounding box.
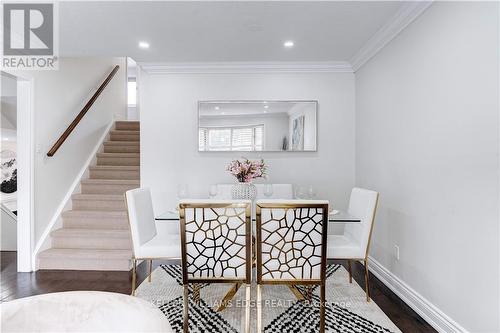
[1,251,436,332]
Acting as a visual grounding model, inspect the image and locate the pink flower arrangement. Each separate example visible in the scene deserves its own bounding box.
[226,158,267,183]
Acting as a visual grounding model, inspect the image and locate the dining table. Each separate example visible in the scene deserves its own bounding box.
[156,209,361,223]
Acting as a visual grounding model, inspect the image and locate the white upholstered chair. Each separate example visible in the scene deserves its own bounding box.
[1,291,173,332]
[327,187,379,301]
[256,200,329,333]
[125,188,181,296]
[179,200,252,333]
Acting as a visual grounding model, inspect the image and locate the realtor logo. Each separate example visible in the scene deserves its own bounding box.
[2,2,58,70]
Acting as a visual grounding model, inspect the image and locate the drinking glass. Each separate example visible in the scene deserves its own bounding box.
[263,184,273,198]
[209,184,218,198]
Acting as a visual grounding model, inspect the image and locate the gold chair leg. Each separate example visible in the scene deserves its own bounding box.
[305,285,313,302]
[216,282,241,312]
[257,284,262,333]
[131,258,137,296]
[245,284,251,333]
[347,259,352,283]
[320,283,326,333]
[364,258,371,302]
[183,285,189,333]
[148,259,153,282]
[288,285,305,301]
[193,283,200,305]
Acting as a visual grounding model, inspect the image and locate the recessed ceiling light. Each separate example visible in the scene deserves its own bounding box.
[264,105,269,109]
[138,41,150,49]
[214,106,220,110]
[263,110,268,114]
[221,112,226,115]
[284,40,294,48]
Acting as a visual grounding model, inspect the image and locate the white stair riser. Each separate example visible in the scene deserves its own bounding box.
[52,235,131,250]
[89,169,139,180]
[81,183,139,195]
[72,199,126,211]
[38,258,131,271]
[97,156,139,166]
[63,217,129,230]
[110,133,140,141]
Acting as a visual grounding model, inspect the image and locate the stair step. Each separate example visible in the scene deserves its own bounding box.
[110,130,139,142]
[72,194,126,211]
[62,210,129,229]
[81,179,140,195]
[103,141,140,153]
[96,153,140,166]
[115,121,140,131]
[89,165,140,180]
[51,228,131,250]
[38,248,132,271]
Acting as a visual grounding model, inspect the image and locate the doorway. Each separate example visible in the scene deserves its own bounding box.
[0,71,34,272]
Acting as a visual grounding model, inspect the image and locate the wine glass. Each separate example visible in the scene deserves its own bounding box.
[264,184,273,198]
[294,185,305,199]
[177,184,189,200]
[307,185,316,199]
[209,184,218,199]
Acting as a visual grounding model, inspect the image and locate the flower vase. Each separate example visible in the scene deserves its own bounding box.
[231,182,257,201]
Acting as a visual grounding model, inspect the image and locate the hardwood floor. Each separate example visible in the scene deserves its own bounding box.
[340,259,437,333]
[1,251,436,332]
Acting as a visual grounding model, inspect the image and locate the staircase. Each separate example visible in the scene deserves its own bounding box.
[38,121,139,271]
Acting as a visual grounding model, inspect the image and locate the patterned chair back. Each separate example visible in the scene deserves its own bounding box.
[179,200,252,284]
[255,200,329,283]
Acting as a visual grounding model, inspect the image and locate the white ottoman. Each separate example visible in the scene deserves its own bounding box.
[1,291,172,332]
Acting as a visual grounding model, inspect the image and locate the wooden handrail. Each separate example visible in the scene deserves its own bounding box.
[47,65,120,157]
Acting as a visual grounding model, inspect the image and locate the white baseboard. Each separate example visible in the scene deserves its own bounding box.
[32,121,115,270]
[368,256,468,333]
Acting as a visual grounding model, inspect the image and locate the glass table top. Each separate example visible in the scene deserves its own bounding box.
[156,210,360,222]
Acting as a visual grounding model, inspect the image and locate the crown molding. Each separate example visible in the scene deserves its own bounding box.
[139,61,353,74]
[350,1,433,72]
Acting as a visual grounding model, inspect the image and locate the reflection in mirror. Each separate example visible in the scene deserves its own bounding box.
[198,101,317,152]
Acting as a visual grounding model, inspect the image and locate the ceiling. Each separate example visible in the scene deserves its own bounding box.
[59,1,406,63]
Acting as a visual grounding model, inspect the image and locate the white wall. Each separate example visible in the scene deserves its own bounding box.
[17,57,127,244]
[1,205,17,251]
[355,2,499,332]
[140,71,355,214]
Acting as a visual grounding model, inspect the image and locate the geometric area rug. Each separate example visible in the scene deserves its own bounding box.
[136,264,401,333]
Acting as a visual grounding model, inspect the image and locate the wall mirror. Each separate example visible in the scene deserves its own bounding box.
[198,101,317,152]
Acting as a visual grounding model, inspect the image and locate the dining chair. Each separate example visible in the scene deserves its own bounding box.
[179,200,252,333]
[327,187,379,302]
[125,188,181,296]
[255,200,329,333]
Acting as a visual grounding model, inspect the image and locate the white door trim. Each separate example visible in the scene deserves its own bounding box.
[15,76,35,272]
